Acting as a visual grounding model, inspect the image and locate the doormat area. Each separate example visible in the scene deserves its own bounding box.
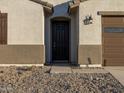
[0,66,124,93]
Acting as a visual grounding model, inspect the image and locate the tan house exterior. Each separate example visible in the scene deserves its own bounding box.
[0,0,124,66]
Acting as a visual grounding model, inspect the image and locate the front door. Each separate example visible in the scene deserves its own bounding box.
[52,21,69,63]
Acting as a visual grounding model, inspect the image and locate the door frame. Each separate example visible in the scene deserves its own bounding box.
[50,17,71,64]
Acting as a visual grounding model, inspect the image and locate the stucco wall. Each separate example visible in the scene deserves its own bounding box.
[0,0,44,44]
[0,0,124,65]
[0,45,45,64]
[78,0,124,65]
[79,0,124,45]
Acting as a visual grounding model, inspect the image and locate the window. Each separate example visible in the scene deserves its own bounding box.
[104,27,124,33]
[0,13,7,44]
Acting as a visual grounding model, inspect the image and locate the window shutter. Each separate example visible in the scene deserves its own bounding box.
[0,13,7,44]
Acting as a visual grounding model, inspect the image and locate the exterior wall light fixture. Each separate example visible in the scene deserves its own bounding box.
[83,15,93,25]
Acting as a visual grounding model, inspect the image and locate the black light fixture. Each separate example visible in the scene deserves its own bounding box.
[83,15,93,25]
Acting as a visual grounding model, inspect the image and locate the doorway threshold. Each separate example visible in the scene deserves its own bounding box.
[52,63,71,67]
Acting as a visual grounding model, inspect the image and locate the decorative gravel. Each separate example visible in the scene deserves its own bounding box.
[0,66,124,93]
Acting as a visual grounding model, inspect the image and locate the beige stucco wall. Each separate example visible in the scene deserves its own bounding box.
[0,0,124,65]
[1,0,123,45]
[78,0,124,65]
[79,0,124,45]
[0,0,44,44]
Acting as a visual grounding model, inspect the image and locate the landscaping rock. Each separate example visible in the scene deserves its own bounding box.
[0,66,123,93]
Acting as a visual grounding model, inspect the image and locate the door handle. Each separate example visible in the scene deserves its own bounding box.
[53,42,56,48]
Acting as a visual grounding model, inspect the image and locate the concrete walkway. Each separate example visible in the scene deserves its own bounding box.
[50,65,124,86]
[50,65,108,74]
[72,67,108,73]
[104,67,124,86]
[50,64,72,73]
[50,66,72,73]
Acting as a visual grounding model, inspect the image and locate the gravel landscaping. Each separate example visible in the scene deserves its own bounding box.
[0,66,124,93]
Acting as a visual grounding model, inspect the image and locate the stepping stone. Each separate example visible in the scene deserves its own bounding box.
[50,65,72,73]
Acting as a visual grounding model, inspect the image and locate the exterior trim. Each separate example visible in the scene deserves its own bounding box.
[98,11,124,16]
[68,0,80,14]
[30,0,53,8]
[30,0,53,14]
[80,0,88,2]
[68,0,88,14]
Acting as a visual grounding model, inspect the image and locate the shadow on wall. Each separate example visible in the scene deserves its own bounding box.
[52,1,70,17]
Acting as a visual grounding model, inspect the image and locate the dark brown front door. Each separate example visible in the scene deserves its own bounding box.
[52,21,69,62]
